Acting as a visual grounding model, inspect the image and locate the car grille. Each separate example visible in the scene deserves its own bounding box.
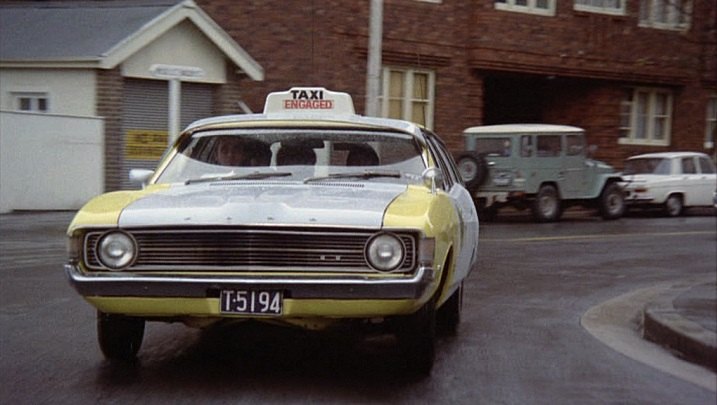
[84,228,416,273]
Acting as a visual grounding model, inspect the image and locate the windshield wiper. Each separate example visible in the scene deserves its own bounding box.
[185,171,292,185]
[303,170,402,184]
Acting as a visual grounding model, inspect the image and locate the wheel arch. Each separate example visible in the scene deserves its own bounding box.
[435,246,457,309]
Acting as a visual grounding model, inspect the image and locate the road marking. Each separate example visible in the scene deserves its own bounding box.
[481,231,715,243]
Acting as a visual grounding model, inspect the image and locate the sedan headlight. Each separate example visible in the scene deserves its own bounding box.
[365,232,405,272]
[97,231,137,270]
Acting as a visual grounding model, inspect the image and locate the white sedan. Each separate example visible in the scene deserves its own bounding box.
[622,152,717,216]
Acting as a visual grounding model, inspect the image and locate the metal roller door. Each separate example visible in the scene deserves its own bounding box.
[121,78,214,189]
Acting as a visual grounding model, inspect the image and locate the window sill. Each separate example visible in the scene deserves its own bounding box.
[494,4,556,17]
[618,138,670,147]
[573,5,625,16]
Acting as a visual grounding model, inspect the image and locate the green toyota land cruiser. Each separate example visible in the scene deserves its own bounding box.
[456,124,625,222]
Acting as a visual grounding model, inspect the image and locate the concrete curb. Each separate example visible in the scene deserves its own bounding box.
[643,282,717,372]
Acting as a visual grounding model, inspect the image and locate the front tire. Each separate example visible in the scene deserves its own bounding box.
[97,311,145,361]
[395,298,436,377]
[599,182,625,220]
[532,185,562,222]
[663,194,683,217]
[437,282,463,336]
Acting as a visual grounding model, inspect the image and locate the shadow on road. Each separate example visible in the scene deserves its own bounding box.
[94,320,446,392]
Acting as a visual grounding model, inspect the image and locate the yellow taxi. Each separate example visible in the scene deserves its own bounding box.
[65,87,479,375]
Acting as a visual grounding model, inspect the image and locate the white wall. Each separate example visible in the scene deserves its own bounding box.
[0,111,104,213]
[0,69,96,116]
[122,20,227,83]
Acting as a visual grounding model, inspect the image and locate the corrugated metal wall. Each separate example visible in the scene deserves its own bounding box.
[121,78,214,189]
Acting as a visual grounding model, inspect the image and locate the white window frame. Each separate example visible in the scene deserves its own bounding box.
[379,67,436,130]
[495,0,556,16]
[639,0,691,31]
[618,87,673,146]
[706,94,716,149]
[574,0,626,16]
[12,91,50,113]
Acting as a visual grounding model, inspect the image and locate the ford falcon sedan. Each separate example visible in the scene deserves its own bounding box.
[65,88,479,376]
[622,151,716,216]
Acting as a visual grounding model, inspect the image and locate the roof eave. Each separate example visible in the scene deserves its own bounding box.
[99,0,263,80]
[0,59,102,69]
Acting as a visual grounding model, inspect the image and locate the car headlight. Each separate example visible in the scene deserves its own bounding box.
[97,231,137,270]
[365,233,405,272]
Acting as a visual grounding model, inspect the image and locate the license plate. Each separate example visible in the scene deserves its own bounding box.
[493,176,511,186]
[220,289,283,315]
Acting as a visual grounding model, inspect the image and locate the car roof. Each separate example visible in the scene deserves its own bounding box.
[183,87,429,140]
[626,151,709,160]
[463,124,584,135]
[183,113,426,138]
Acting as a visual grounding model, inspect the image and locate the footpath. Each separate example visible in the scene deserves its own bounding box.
[643,279,717,372]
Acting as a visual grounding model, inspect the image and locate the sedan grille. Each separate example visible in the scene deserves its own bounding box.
[84,228,416,273]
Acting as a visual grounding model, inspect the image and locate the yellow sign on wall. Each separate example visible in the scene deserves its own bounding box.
[125,130,168,160]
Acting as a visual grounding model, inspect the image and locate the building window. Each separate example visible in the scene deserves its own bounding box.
[706,94,716,149]
[495,0,556,16]
[380,67,435,129]
[14,93,49,113]
[619,88,673,146]
[639,0,691,30]
[574,0,625,15]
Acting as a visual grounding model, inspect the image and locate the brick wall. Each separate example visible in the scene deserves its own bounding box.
[96,68,123,191]
[197,0,716,160]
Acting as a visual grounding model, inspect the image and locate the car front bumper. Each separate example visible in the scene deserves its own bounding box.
[64,264,435,300]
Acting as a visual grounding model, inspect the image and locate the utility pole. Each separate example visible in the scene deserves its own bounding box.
[365,0,383,117]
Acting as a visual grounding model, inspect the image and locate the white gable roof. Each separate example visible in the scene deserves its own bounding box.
[0,0,263,80]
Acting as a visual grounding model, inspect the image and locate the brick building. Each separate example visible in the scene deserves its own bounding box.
[198,0,717,167]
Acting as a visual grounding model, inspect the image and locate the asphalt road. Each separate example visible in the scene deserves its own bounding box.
[1,209,715,404]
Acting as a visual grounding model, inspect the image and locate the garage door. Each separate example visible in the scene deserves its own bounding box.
[121,78,214,189]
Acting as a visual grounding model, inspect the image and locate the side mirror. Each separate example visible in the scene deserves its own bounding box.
[422,167,444,194]
[129,169,154,188]
[587,144,598,158]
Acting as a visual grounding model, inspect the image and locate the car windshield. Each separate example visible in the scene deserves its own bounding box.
[623,157,672,175]
[475,138,512,157]
[155,128,427,185]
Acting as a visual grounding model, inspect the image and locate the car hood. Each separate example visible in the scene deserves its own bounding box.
[620,174,669,185]
[117,182,408,228]
[587,159,615,173]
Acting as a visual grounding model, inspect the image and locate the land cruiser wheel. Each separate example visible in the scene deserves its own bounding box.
[599,182,626,220]
[663,194,683,217]
[395,298,436,377]
[97,311,145,361]
[437,282,463,336]
[532,185,562,222]
[455,152,488,193]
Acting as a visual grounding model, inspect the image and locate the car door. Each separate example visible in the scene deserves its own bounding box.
[696,156,717,205]
[562,133,587,198]
[425,133,479,284]
[535,134,564,194]
[680,156,701,206]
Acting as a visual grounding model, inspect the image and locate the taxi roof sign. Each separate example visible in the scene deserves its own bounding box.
[263,87,356,115]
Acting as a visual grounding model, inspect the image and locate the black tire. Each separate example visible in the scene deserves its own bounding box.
[663,194,683,217]
[97,311,145,361]
[476,199,498,222]
[599,182,626,220]
[455,152,488,193]
[437,282,463,336]
[395,298,436,377]
[531,184,562,222]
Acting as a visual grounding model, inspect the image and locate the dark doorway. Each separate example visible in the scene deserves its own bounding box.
[483,74,546,125]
